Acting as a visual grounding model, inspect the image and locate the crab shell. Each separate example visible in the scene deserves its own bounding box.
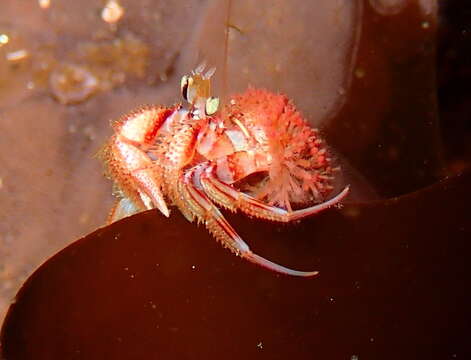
[199,88,337,211]
[101,88,349,277]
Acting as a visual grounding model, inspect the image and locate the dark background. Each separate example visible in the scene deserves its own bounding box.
[1,1,470,359]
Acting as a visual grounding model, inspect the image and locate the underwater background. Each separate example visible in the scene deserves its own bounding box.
[1,0,470,359]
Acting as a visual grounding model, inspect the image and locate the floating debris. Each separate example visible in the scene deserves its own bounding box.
[83,125,97,141]
[101,0,124,24]
[6,49,29,62]
[49,63,98,104]
[38,0,51,9]
[0,34,9,47]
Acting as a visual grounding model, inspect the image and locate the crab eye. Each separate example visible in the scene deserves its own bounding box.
[180,75,189,101]
[205,96,219,116]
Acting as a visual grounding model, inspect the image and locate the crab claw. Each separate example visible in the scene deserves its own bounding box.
[133,169,170,218]
[182,166,319,277]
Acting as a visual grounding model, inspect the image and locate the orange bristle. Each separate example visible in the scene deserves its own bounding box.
[226,88,335,211]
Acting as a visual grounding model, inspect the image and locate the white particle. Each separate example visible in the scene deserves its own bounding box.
[38,0,51,9]
[6,49,29,62]
[102,0,124,24]
[0,34,9,46]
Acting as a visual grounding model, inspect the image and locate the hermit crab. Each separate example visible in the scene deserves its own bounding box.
[101,64,349,277]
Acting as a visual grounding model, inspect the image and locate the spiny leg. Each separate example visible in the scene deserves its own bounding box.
[108,197,142,224]
[200,163,350,223]
[181,166,318,277]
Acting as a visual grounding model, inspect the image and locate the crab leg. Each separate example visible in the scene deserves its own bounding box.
[108,197,142,223]
[181,166,318,277]
[200,163,350,222]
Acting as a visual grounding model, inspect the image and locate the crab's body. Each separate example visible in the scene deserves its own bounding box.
[102,66,349,277]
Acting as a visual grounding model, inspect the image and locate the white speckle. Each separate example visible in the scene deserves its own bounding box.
[6,49,29,62]
[83,125,96,141]
[351,355,359,360]
[124,267,129,271]
[257,341,263,349]
[102,0,124,24]
[0,34,9,46]
[370,337,375,342]
[191,265,196,270]
[38,0,51,9]
[159,73,168,82]
[421,21,430,29]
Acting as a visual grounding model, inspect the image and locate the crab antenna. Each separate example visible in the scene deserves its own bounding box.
[222,0,232,103]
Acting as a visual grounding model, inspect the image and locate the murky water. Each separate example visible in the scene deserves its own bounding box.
[1,0,470,359]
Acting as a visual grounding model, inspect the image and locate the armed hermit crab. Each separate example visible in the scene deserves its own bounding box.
[101,64,349,277]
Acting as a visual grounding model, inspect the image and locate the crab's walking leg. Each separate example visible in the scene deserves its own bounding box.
[160,118,317,276]
[181,166,318,277]
[108,197,142,223]
[201,163,350,222]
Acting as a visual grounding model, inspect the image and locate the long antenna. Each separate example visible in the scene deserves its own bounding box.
[222,0,232,103]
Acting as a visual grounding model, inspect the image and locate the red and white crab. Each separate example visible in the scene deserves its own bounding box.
[101,64,349,277]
